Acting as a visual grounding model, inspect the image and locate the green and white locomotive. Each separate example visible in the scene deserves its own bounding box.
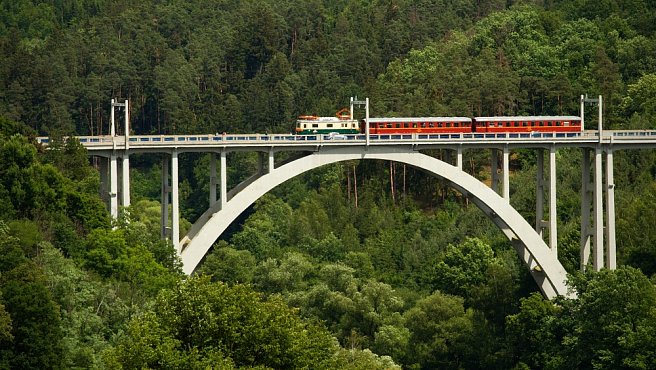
[295,108,359,135]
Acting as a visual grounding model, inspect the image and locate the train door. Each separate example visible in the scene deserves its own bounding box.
[471,119,477,132]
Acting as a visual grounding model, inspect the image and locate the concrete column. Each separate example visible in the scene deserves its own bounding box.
[257,152,265,175]
[161,156,170,239]
[605,148,616,269]
[580,149,591,270]
[503,146,510,201]
[456,147,463,170]
[268,149,275,173]
[549,145,557,253]
[121,154,130,207]
[220,151,227,209]
[593,146,604,271]
[110,153,118,219]
[491,149,499,194]
[171,150,180,253]
[536,149,544,237]
[99,156,109,206]
[210,153,217,205]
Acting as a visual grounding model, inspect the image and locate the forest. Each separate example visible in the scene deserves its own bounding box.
[1,0,656,369]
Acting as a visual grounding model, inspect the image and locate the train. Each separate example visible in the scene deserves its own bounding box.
[295,110,582,135]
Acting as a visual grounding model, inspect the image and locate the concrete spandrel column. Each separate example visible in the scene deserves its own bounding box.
[210,153,217,205]
[491,149,499,194]
[220,151,227,209]
[456,147,463,170]
[172,150,180,253]
[605,149,616,269]
[122,154,130,207]
[593,147,603,271]
[161,156,169,239]
[503,146,510,201]
[110,154,118,220]
[580,148,591,270]
[536,149,544,236]
[549,145,557,253]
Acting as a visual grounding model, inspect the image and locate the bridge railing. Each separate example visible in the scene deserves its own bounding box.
[34,130,656,148]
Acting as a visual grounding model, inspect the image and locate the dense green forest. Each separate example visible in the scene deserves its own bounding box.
[2,0,656,369]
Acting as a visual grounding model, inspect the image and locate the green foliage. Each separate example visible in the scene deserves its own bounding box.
[432,237,497,297]
[506,267,656,370]
[106,276,345,369]
[0,230,65,370]
[403,291,477,369]
[2,1,656,368]
[197,244,257,284]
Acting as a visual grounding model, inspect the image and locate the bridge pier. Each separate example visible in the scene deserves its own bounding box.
[172,150,180,253]
[122,154,130,208]
[605,148,616,269]
[580,146,616,271]
[110,154,119,219]
[535,146,558,253]
[490,148,510,201]
[161,156,170,239]
[210,153,217,206]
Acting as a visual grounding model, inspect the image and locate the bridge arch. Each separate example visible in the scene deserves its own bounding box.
[181,146,572,299]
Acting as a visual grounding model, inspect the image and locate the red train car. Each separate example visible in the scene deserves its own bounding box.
[365,117,473,134]
[473,116,582,133]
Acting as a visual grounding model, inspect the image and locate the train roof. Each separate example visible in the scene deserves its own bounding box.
[367,117,472,123]
[474,116,581,121]
[296,117,358,122]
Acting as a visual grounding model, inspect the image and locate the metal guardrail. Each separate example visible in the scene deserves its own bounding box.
[34,130,656,148]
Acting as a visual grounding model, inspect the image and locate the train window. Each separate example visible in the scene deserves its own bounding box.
[454,122,459,127]
[530,121,534,126]
[396,123,401,128]
[563,121,569,126]
[303,124,307,128]
[413,123,417,128]
[522,122,527,127]
[404,123,409,128]
[312,123,318,128]
[556,121,561,126]
[547,121,552,126]
[327,123,333,128]
[539,122,544,126]
[429,123,434,127]
[438,122,443,128]
[420,123,425,128]
[387,123,393,128]
[514,122,519,127]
